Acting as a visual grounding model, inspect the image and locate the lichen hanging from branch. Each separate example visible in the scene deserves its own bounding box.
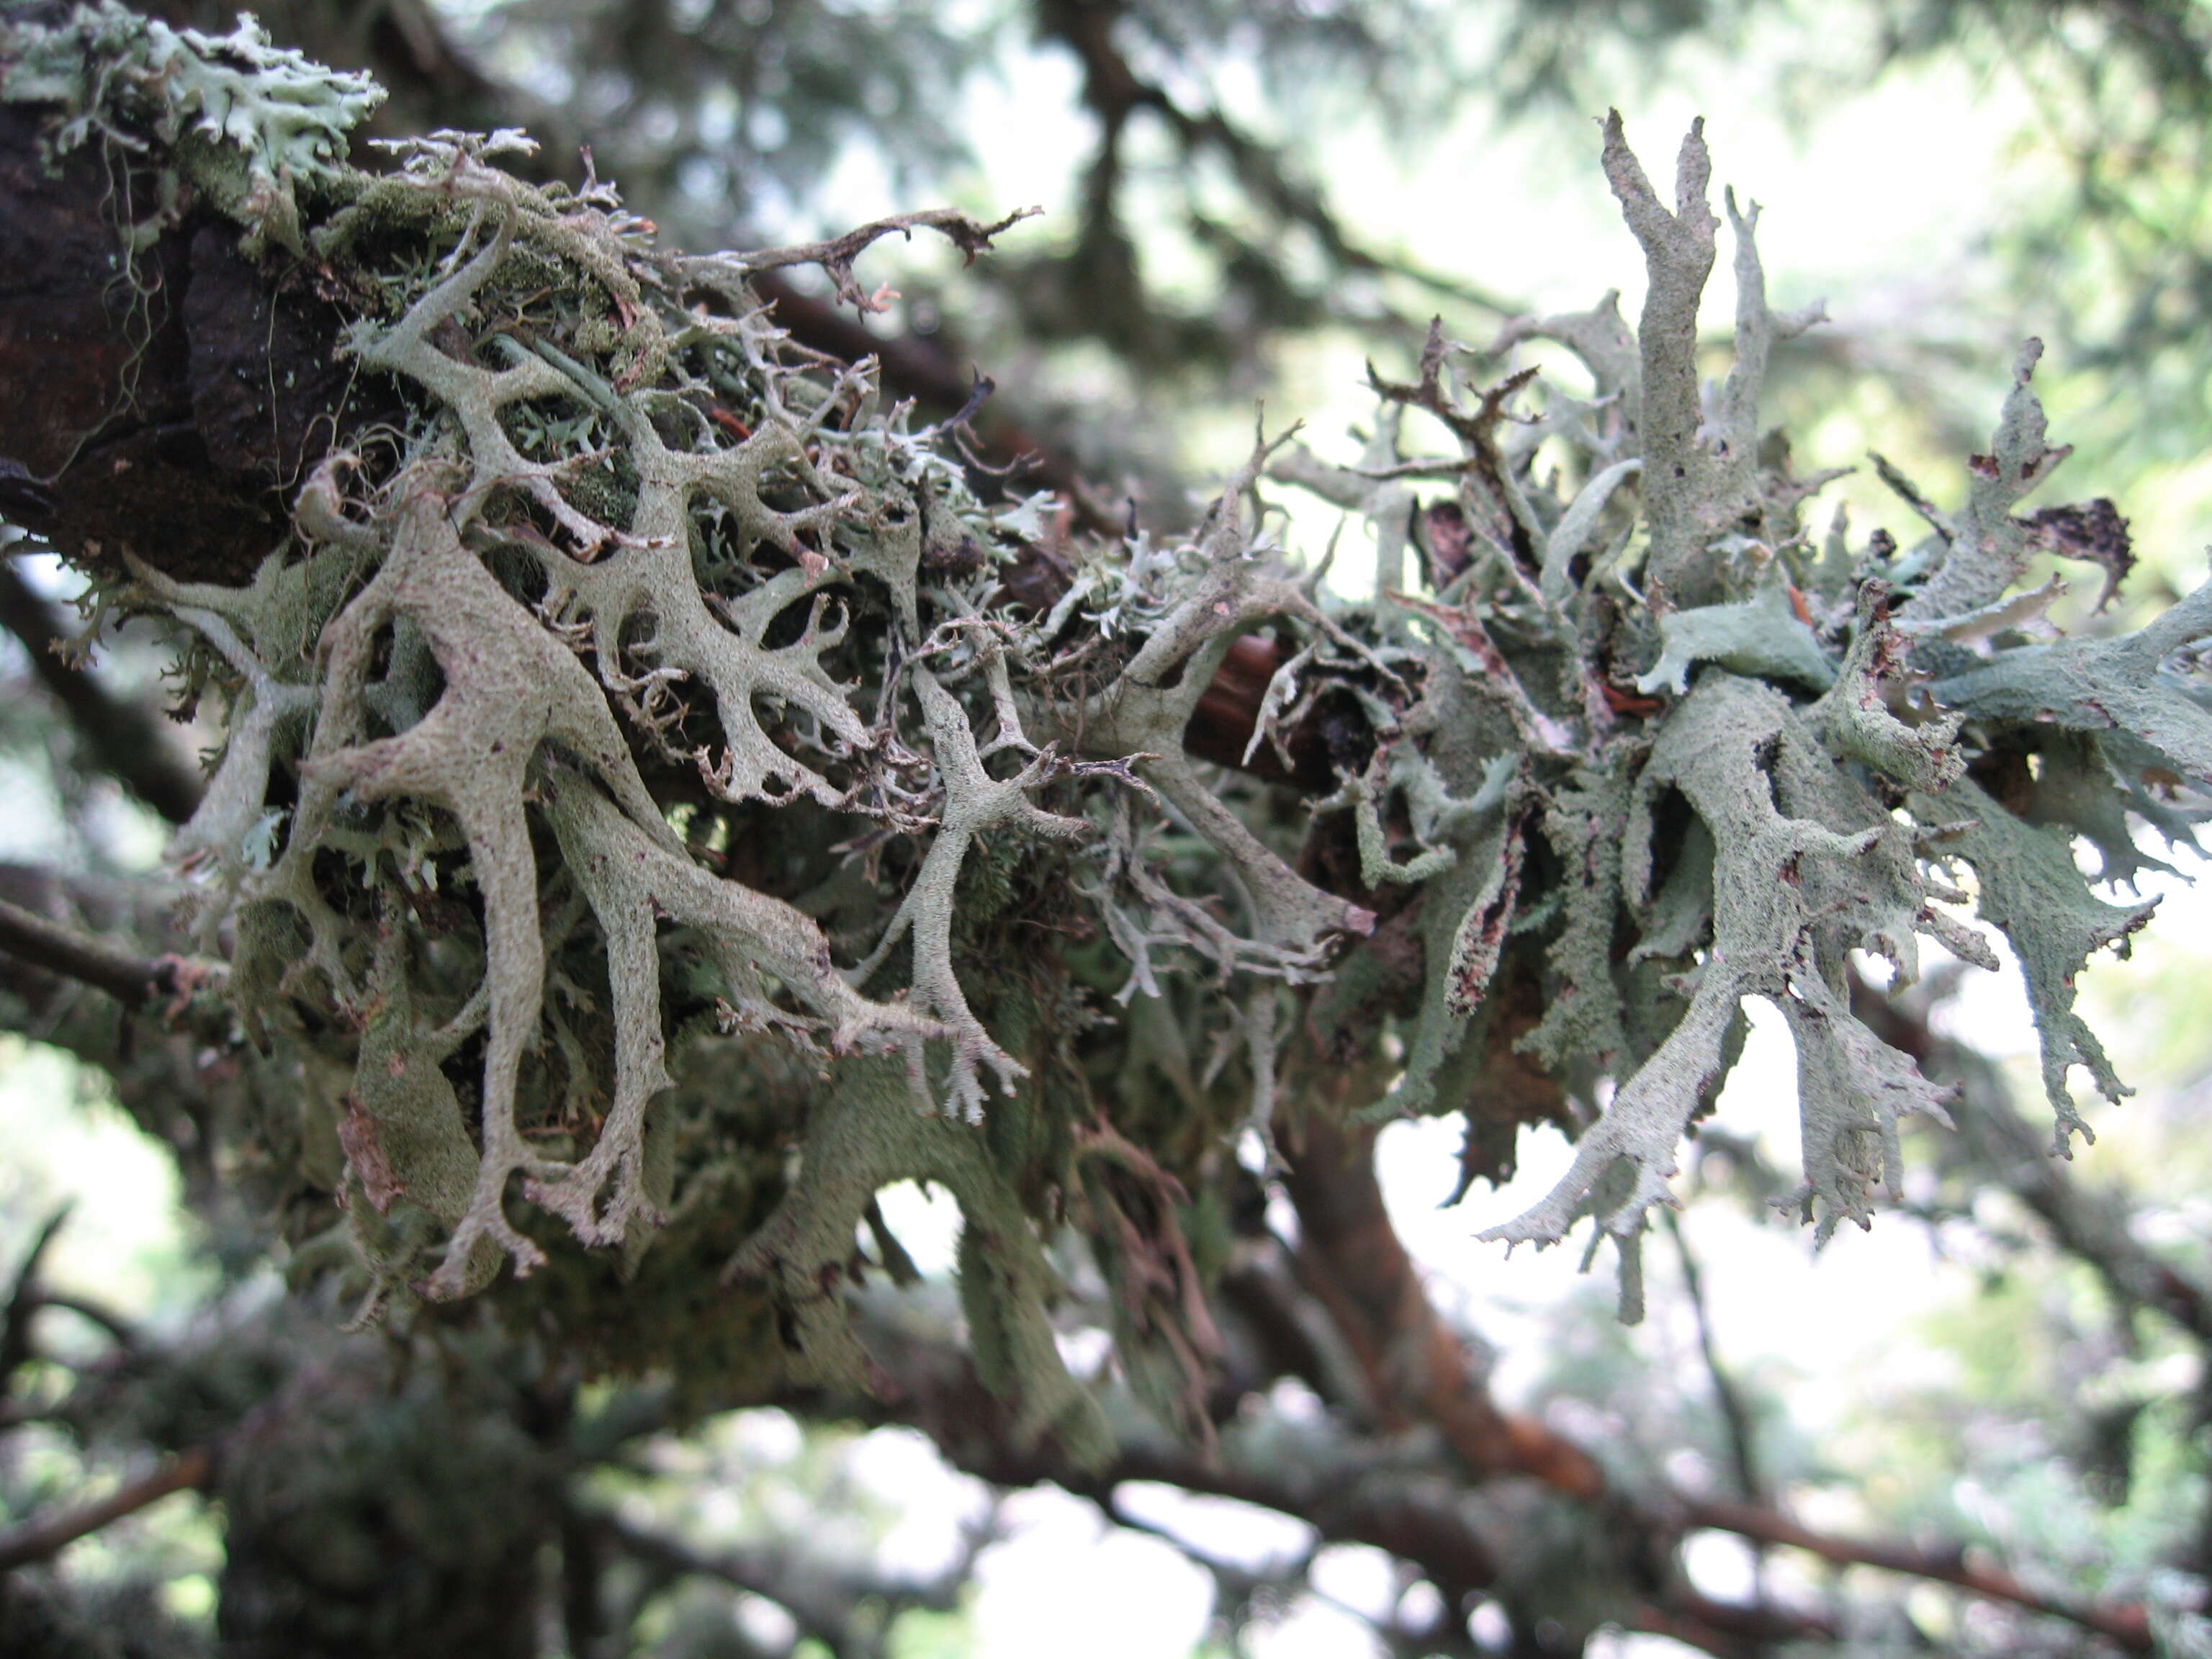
[4,3,2208,1442]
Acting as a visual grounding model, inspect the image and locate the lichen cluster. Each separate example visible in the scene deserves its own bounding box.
[8,6,2210,1444]
[0,1,381,254]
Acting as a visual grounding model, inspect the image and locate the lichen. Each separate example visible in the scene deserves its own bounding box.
[1,1,382,253]
[9,6,2210,1442]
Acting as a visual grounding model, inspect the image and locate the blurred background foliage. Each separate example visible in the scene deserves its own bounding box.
[7,1,2212,1655]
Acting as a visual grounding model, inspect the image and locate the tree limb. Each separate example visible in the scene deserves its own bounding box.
[1858,970,2212,1344]
[0,1205,73,1392]
[0,894,180,1007]
[1278,1109,1606,1497]
[0,560,202,825]
[1683,1493,2152,1651]
[0,1445,214,1572]
[1274,1060,2158,1651]
[594,1506,977,1659]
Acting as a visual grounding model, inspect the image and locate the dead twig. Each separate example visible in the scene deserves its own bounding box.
[734,207,1040,315]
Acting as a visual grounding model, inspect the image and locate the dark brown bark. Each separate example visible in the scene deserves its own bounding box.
[0,104,369,585]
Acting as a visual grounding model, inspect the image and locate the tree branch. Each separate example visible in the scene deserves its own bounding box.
[1685,1493,2151,1650]
[814,1304,1509,1613]
[1280,1108,1606,1497]
[1037,0,1513,325]
[0,560,203,825]
[1858,970,2212,1344]
[1631,1588,1840,1659]
[0,1446,214,1571]
[1665,1211,1765,1510]
[1274,1064,2158,1650]
[0,894,180,1007]
[734,207,1042,314]
[593,1506,978,1659]
[0,1205,73,1391]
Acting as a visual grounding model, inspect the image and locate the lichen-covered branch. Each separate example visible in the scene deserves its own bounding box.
[3,6,2207,1465]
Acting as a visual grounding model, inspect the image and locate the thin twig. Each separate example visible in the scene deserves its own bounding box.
[1683,1493,2153,1652]
[0,1447,215,1571]
[734,207,1040,314]
[1665,1209,1767,1499]
[17,1290,142,1357]
[0,896,174,1007]
[1,1206,73,1388]
[1665,1208,1773,1645]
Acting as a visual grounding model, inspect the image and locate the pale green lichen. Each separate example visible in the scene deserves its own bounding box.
[1634,572,1837,697]
[1296,116,2211,1303]
[11,1,2211,1427]
[1,1,382,252]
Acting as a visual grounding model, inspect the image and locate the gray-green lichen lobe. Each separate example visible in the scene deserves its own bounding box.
[1,1,382,255]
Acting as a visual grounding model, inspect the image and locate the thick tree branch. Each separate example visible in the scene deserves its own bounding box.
[1279,1110,1606,1498]
[817,1305,1509,1614]
[1272,1064,2158,1651]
